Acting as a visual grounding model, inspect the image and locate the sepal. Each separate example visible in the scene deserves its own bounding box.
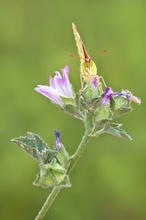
[55,144,70,169]
[61,97,76,107]
[94,104,113,124]
[63,104,82,120]
[111,96,133,119]
[61,97,83,120]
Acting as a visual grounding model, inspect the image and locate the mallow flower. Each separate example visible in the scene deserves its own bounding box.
[35,66,74,107]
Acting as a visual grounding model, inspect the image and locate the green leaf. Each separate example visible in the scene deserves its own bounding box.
[103,122,132,140]
[11,132,56,164]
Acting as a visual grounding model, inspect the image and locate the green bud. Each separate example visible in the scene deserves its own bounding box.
[94,104,113,125]
[33,158,67,188]
[82,81,103,103]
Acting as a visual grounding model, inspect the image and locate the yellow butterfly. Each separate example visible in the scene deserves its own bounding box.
[72,22,107,89]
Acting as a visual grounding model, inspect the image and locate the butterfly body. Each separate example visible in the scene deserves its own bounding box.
[81,59,97,81]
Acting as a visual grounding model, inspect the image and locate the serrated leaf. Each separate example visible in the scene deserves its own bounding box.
[11,132,57,164]
[103,122,132,140]
[113,106,133,119]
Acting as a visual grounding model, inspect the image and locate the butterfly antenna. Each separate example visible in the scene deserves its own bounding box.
[68,53,85,60]
[91,49,108,59]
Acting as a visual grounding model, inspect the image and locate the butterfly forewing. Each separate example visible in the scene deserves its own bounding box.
[72,23,98,84]
[72,22,106,88]
[72,23,91,63]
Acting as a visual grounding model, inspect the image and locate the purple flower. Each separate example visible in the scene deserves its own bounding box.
[35,66,74,107]
[101,87,118,105]
[119,89,141,105]
[54,130,62,151]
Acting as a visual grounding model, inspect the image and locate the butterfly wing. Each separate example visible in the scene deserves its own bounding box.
[72,23,97,79]
[72,23,106,88]
[72,22,89,64]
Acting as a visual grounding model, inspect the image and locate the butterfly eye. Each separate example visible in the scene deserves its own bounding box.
[83,61,88,68]
[90,60,94,67]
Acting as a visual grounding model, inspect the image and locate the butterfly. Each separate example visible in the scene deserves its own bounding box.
[71,22,107,89]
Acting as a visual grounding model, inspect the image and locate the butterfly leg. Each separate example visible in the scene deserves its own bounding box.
[80,74,84,90]
[98,76,107,87]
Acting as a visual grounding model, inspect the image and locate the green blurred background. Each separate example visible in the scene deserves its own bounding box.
[0,0,145,219]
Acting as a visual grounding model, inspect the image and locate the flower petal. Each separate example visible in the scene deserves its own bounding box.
[49,76,56,89]
[101,87,113,105]
[54,66,73,98]
[35,85,63,106]
[62,66,70,74]
[49,72,61,89]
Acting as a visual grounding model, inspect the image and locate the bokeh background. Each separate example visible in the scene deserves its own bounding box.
[0,0,145,219]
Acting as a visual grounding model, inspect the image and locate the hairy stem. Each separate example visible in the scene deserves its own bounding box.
[68,129,91,174]
[35,187,61,220]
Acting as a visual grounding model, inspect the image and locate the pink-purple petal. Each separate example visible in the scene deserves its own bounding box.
[35,66,74,106]
[55,71,62,78]
[54,76,73,98]
[53,66,73,98]
[35,85,63,106]
[61,66,70,75]
[49,76,56,89]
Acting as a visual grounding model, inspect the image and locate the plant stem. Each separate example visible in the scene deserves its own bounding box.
[35,113,92,219]
[68,129,91,174]
[35,187,61,220]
